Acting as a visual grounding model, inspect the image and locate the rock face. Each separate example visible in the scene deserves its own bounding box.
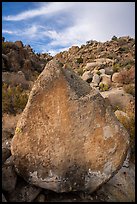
[11,59,129,193]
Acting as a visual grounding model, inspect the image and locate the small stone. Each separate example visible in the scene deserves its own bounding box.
[7,179,41,202]
[2,165,17,192]
[2,194,7,202]
[2,148,11,164]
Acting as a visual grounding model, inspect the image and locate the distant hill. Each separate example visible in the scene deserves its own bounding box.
[2,38,53,81]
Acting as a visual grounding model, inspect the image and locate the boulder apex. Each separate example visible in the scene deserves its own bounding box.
[11,59,129,193]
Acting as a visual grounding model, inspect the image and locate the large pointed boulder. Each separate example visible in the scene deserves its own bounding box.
[11,59,129,193]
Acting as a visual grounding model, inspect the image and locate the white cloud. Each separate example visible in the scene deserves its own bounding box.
[3,2,76,21]
[43,47,70,56]
[3,25,43,39]
[3,2,135,54]
[2,29,17,34]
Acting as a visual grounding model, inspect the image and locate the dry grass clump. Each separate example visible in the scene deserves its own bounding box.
[123,84,135,97]
[2,83,28,115]
[117,67,135,84]
[115,109,135,163]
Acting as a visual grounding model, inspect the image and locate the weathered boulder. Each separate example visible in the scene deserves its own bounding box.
[112,72,121,83]
[100,74,111,87]
[104,67,113,75]
[11,59,129,193]
[100,87,135,112]
[99,69,105,75]
[92,74,100,86]
[81,71,93,83]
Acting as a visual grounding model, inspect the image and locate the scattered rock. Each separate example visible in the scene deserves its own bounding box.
[104,67,113,75]
[7,178,41,202]
[81,71,93,82]
[92,74,100,86]
[96,162,135,202]
[85,62,99,70]
[100,87,135,112]
[15,41,23,48]
[100,74,111,87]
[2,148,11,164]
[112,72,121,83]
[2,194,7,202]
[99,69,105,75]
[34,193,47,202]
[11,59,129,193]
[2,164,17,192]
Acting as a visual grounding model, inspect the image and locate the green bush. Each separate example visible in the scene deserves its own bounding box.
[77,68,84,76]
[99,83,109,91]
[2,83,28,114]
[111,35,117,41]
[76,57,83,64]
[96,70,101,75]
[121,59,134,69]
[118,46,129,53]
[112,63,120,73]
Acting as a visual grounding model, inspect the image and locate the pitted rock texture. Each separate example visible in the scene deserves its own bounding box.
[11,59,129,193]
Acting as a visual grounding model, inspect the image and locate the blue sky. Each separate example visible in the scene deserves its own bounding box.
[2,2,135,56]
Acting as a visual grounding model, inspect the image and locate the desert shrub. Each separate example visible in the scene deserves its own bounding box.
[2,37,5,42]
[116,112,135,162]
[86,40,94,45]
[99,83,109,92]
[118,46,129,53]
[117,38,127,46]
[107,53,116,59]
[112,63,120,73]
[113,105,121,112]
[76,57,83,64]
[77,68,84,76]
[120,59,134,69]
[96,70,101,75]
[32,71,40,81]
[2,83,28,115]
[123,84,135,97]
[111,35,117,41]
[117,67,135,84]
[2,41,18,54]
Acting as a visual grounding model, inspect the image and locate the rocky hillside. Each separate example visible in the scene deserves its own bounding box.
[2,37,53,81]
[2,38,53,115]
[54,36,135,77]
[2,36,135,202]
